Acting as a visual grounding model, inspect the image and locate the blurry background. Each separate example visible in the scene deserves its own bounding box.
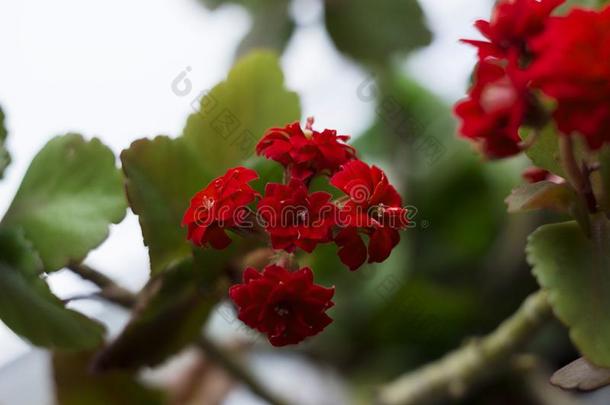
[0,0,599,404]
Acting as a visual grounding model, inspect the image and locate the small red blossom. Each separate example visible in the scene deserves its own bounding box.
[229,265,335,346]
[256,120,356,182]
[454,60,529,158]
[463,0,564,59]
[331,160,408,271]
[522,167,565,184]
[183,167,259,249]
[528,6,610,149]
[257,180,336,253]
[522,167,550,183]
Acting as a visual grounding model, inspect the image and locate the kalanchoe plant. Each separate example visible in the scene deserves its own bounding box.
[183,118,409,346]
[379,1,610,404]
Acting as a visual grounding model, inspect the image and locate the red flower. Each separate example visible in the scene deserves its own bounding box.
[183,167,259,249]
[256,120,356,182]
[463,0,564,59]
[331,160,408,271]
[229,265,335,346]
[528,6,610,149]
[257,180,336,253]
[522,167,551,183]
[454,60,529,158]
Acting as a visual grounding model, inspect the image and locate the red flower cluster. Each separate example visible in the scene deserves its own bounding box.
[528,6,610,149]
[457,0,610,157]
[455,0,563,158]
[256,119,356,182]
[182,167,258,249]
[184,119,407,346]
[229,265,334,346]
[331,160,408,270]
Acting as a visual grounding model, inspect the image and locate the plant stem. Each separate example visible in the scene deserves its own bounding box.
[559,135,596,212]
[67,263,290,405]
[67,263,137,308]
[197,336,291,405]
[377,290,552,405]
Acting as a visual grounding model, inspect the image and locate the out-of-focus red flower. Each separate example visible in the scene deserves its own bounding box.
[528,6,610,149]
[522,167,564,184]
[463,0,564,59]
[183,167,259,249]
[229,265,335,346]
[522,167,551,183]
[256,120,356,182]
[454,60,530,158]
[257,180,336,253]
[331,160,408,271]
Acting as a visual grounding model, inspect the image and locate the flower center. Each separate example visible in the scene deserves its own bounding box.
[274,302,291,317]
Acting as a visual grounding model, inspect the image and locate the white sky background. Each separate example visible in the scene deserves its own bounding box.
[0,0,491,366]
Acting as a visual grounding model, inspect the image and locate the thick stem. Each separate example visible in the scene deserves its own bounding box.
[377,290,552,405]
[559,135,596,212]
[67,264,290,405]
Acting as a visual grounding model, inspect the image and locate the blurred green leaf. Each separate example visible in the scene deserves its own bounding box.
[0,107,9,179]
[0,229,104,350]
[92,253,228,371]
[183,51,300,174]
[522,126,564,177]
[54,351,164,405]
[122,52,300,274]
[1,135,127,271]
[235,0,295,58]
[528,219,610,367]
[325,0,431,66]
[506,181,575,213]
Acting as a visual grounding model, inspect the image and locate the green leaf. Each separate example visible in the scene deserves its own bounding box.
[527,219,610,367]
[235,0,295,58]
[325,0,432,66]
[53,351,164,405]
[1,135,127,271]
[0,229,105,350]
[122,52,300,274]
[92,255,227,371]
[183,51,300,174]
[0,107,9,178]
[121,137,207,274]
[522,126,564,177]
[551,357,610,391]
[505,181,575,213]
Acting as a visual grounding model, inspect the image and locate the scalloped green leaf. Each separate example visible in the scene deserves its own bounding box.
[325,0,431,65]
[0,107,9,179]
[122,52,300,274]
[0,229,105,350]
[527,219,610,367]
[1,135,127,271]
